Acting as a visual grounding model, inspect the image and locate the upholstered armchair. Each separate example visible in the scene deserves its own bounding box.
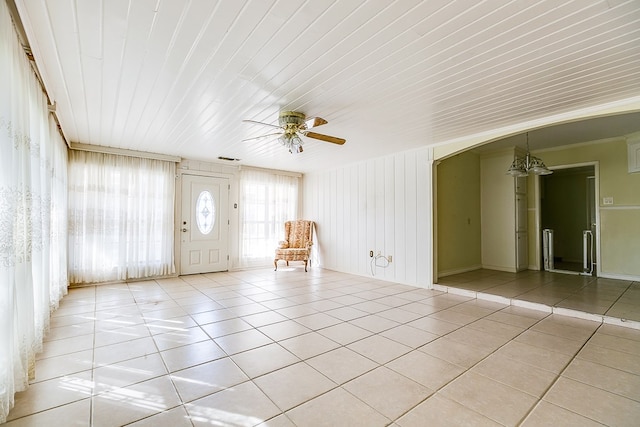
[274,220,314,272]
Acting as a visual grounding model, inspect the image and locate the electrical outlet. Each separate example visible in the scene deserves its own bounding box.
[603,197,614,205]
[369,250,373,257]
[388,255,392,262]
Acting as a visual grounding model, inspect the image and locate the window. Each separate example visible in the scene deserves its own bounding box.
[238,169,298,267]
[67,151,176,283]
[196,190,215,234]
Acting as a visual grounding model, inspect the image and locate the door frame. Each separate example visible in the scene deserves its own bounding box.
[533,160,600,276]
[176,170,234,275]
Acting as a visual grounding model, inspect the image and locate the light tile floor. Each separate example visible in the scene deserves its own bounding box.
[438,269,640,323]
[4,268,640,426]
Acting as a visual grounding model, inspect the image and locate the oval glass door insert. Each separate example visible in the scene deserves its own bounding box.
[195,190,215,235]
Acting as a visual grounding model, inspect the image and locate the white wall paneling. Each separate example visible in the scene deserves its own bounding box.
[303,147,433,288]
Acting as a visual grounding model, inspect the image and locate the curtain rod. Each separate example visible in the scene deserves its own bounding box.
[6,0,70,149]
[70,142,182,163]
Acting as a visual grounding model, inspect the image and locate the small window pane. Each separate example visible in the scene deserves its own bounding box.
[196,190,215,235]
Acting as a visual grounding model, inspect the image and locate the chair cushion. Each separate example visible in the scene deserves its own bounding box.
[275,248,309,261]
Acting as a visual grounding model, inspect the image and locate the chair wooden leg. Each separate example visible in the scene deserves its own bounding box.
[304,260,308,272]
[274,259,278,271]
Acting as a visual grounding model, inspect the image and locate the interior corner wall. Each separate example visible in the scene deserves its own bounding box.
[436,151,481,276]
[302,147,433,288]
[480,149,519,272]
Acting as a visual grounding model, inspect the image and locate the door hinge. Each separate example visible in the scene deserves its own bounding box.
[227,255,229,260]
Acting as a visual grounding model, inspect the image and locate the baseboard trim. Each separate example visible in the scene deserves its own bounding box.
[598,271,640,281]
[437,265,482,278]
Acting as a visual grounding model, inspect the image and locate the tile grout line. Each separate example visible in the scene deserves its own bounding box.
[515,321,605,426]
[600,280,635,320]
[139,278,196,427]
[166,281,542,424]
[13,270,638,425]
[99,278,197,427]
[438,282,630,425]
[380,300,556,425]
[89,285,97,427]
[155,276,344,425]
[246,286,477,424]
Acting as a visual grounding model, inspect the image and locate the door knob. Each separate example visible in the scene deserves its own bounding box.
[182,228,188,232]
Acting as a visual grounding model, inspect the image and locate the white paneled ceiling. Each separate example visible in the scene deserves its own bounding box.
[13,0,640,172]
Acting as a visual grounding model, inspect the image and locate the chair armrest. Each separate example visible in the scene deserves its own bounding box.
[278,240,289,249]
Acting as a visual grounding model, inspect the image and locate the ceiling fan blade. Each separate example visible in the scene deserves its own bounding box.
[242,131,283,142]
[242,119,281,129]
[304,131,346,145]
[305,117,328,129]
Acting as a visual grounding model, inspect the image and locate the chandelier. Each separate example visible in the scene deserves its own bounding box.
[506,133,552,177]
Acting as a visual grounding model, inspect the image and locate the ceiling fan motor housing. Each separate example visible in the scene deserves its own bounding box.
[279,111,306,127]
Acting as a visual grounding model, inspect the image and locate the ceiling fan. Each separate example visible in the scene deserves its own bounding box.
[242,111,346,153]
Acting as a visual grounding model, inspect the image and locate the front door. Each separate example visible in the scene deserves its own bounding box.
[180,174,229,274]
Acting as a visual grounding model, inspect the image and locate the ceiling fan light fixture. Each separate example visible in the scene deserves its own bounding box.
[279,133,304,154]
[242,110,345,153]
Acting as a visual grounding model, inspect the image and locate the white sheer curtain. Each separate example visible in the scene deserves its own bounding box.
[238,168,299,267]
[67,151,176,284]
[0,2,69,422]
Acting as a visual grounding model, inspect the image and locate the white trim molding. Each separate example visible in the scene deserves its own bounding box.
[627,132,640,173]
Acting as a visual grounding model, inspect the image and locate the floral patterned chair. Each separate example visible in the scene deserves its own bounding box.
[274,220,314,272]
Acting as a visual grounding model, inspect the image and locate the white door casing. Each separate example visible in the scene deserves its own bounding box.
[180,174,229,274]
